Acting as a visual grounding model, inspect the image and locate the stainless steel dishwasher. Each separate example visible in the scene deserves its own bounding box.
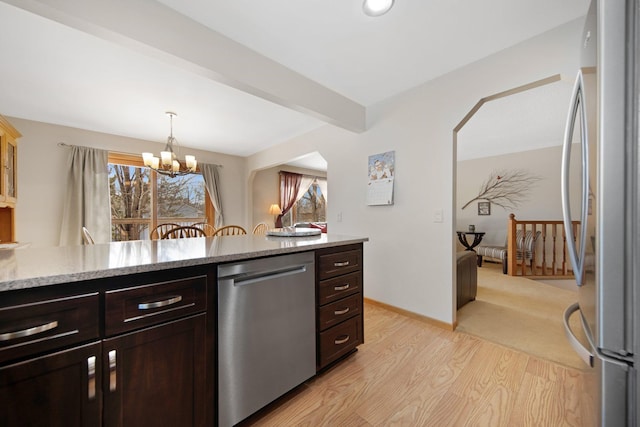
[217,251,316,427]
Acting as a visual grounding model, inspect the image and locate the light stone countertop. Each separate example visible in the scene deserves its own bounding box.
[0,234,368,292]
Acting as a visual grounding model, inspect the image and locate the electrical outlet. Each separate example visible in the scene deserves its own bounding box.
[337,212,343,222]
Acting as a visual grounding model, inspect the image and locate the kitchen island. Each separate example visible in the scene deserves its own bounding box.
[0,233,367,427]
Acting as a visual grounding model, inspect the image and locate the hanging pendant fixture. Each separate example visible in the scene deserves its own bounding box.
[142,112,197,178]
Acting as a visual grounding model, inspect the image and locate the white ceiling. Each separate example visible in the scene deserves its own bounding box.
[458,80,575,161]
[0,0,590,167]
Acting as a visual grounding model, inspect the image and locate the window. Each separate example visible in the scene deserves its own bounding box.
[108,153,213,241]
[281,179,326,227]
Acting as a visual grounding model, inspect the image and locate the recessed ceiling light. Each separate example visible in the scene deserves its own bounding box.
[363,0,395,17]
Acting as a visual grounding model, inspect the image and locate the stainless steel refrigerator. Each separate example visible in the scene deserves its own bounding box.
[562,0,640,425]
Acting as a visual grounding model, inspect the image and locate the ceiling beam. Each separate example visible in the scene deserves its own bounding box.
[3,0,366,132]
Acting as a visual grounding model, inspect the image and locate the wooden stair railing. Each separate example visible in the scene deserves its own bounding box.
[507,213,580,278]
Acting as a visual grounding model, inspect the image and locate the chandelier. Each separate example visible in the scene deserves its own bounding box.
[142,112,197,177]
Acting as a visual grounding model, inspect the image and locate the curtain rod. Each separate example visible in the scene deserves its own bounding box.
[57,142,223,167]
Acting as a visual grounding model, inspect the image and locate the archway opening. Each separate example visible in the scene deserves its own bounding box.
[250,151,328,229]
[452,74,572,323]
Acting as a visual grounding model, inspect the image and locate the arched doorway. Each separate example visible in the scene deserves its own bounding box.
[249,151,327,229]
[450,74,588,370]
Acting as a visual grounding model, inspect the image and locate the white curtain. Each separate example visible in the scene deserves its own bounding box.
[316,177,327,201]
[59,146,110,245]
[201,163,224,227]
[295,175,316,204]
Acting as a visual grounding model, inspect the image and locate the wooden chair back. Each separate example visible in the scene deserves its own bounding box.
[191,222,216,236]
[252,223,269,235]
[150,223,181,240]
[161,225,206,239]
[212,225,247,237]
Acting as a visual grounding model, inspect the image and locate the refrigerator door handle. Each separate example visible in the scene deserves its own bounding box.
[561,70,590,285]
[563,302,594,367]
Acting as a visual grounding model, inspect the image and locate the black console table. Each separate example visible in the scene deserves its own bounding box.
[456,231,485,251]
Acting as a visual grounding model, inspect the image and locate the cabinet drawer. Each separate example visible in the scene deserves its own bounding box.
[318,271,361,305]
[0,293,99,365]
[318,249,362,280]
[318,293,361,331]
[318,315,362,369]
[105,275,207,336]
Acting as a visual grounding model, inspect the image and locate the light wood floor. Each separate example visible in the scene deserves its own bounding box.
[240,302,597,426]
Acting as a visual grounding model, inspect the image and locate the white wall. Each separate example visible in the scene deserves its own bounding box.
[247,18,584,325]
[456,145,582,247]
[13,117,247,247]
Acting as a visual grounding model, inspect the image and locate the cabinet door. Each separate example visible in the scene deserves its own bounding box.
[0,133,4,202]
[103,314,206,427]
[0,341,102,427]
[5,137,17,202]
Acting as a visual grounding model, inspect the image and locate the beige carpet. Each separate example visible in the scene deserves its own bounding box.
[456,262,589,370]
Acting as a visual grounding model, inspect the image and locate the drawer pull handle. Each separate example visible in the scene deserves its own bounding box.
[87,356,96,400]
[138,295,182,310]
[0,320,59,341]
[334,261,350,267]
[334,284,350,291]
[334,307,350,315]
[109,350,117,392]
[335,335,350,345]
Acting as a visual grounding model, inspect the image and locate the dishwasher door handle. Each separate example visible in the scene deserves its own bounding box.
[231,265,309,287]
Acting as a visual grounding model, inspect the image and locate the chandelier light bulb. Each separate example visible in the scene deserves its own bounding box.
[160,151,172,166]
[142,152,153,167]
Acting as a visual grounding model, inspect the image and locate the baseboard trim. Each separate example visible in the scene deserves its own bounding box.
[364,297,455,331]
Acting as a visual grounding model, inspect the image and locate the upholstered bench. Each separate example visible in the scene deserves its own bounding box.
[476,245,508,274]
[456,251,478,309]
[476,230,541,275]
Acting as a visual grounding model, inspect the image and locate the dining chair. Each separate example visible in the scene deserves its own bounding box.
[160,225,207,239]
[212,225,247,237]
[191,222,216,236]
[82,226,95,245]
[252,223,269,235]
[150,223,181,240]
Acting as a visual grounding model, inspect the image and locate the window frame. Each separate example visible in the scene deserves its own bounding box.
[108,152,215,240]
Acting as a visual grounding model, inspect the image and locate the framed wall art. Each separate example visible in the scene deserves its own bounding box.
[478,201,491,215]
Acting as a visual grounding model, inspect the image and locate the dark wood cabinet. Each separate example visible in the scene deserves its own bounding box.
[0,267,211,427]
[316,244,364,370]
[0,114,21,243]
[0,341,102,427]
[103,315,206,427]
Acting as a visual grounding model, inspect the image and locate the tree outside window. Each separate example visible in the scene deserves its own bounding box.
[109,164,150,241]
